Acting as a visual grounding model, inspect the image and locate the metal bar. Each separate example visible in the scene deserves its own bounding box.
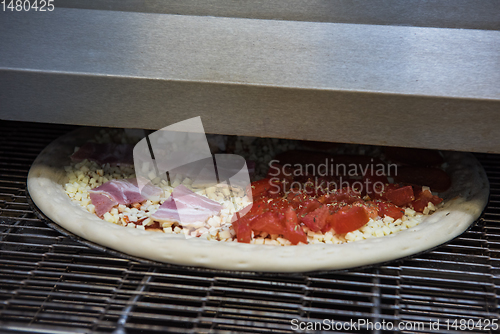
[1,9,500,152]
[107,267,156,333]
[55,0,500,30]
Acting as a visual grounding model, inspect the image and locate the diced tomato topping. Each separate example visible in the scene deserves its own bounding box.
[247,198,269,216]
[430,196,443,206]
[372,201,405,220]
[250,212,285,235]
[411,199,428,213]
[370,183,396,200]
[250,178,280,198]
[233,153,446,245]
[302,183,316,197]
[318,193,332,204]
[296,199,322,217]
[315,176,338,193]
[267,189,286,199]
[336,187,363,204]
[267,198,289,221]
[287,189,310,208]
[298,176,339,197]
[283,207,307,245]
[325,202,347,215]
[384,185,415,206]
[410,188,443,212]
[318,187,362,205]
[362,203,379,219]
[232,214,252,243]
[268,178,290,198]
[327,206,370,234]
[301,205,330,232]
[245,197,289,220]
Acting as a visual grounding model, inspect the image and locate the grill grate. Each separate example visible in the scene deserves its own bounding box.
[0,120,498,333]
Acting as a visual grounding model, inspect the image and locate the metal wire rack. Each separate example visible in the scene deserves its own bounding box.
[0,120,498,333]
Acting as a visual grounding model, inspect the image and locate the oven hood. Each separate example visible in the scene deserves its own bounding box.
[1,1,499,153]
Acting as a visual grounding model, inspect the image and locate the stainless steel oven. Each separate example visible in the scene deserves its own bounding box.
[1,1,499,333]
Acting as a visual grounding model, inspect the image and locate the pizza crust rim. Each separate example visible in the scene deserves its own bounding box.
[27,127,490,272]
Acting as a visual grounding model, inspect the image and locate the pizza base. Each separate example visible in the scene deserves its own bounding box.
[27,128,489,272]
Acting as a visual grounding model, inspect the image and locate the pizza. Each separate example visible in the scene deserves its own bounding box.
[27,127,489,272]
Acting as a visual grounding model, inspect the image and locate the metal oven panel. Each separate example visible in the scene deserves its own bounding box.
[1,2,500,153]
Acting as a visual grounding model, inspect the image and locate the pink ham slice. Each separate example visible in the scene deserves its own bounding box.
[152,185,222,224]
[89,179,161,217]
[71,142,134,166]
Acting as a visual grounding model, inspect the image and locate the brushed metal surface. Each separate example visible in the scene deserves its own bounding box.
[57,0,500,30]
[1,8,499,152]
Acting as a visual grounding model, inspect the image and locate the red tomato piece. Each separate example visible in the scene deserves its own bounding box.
[325,202,346,214]
[336,187,363,204]
[301,205,330,232]
[371,183,397,201]
[410,188,443,212]
[267,178,285,197]
[372,201,405,220]
[300,177,320,196]
[270,178,291,198]
[287,189,310,208]
[384,185,415,206]
[316,175,338,193]
[411,199,428,213]
[300,176,338,197]
[232,214,252,243]
[430,195,443,206]
[319,187,362,205]
[267,189,286,199]
[250,178,279,198]
[247,198,269,216]
[327,206,370,234]
[296,199,322,218]
[415,187,444,206]
[361,203,379,219]
[284,207,308,245]
[250,212,285,235]
[267,197,289,221]
[340,177,366,194]
[318,193,334,205]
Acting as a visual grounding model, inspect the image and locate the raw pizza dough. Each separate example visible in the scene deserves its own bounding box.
[27,128,489,272]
